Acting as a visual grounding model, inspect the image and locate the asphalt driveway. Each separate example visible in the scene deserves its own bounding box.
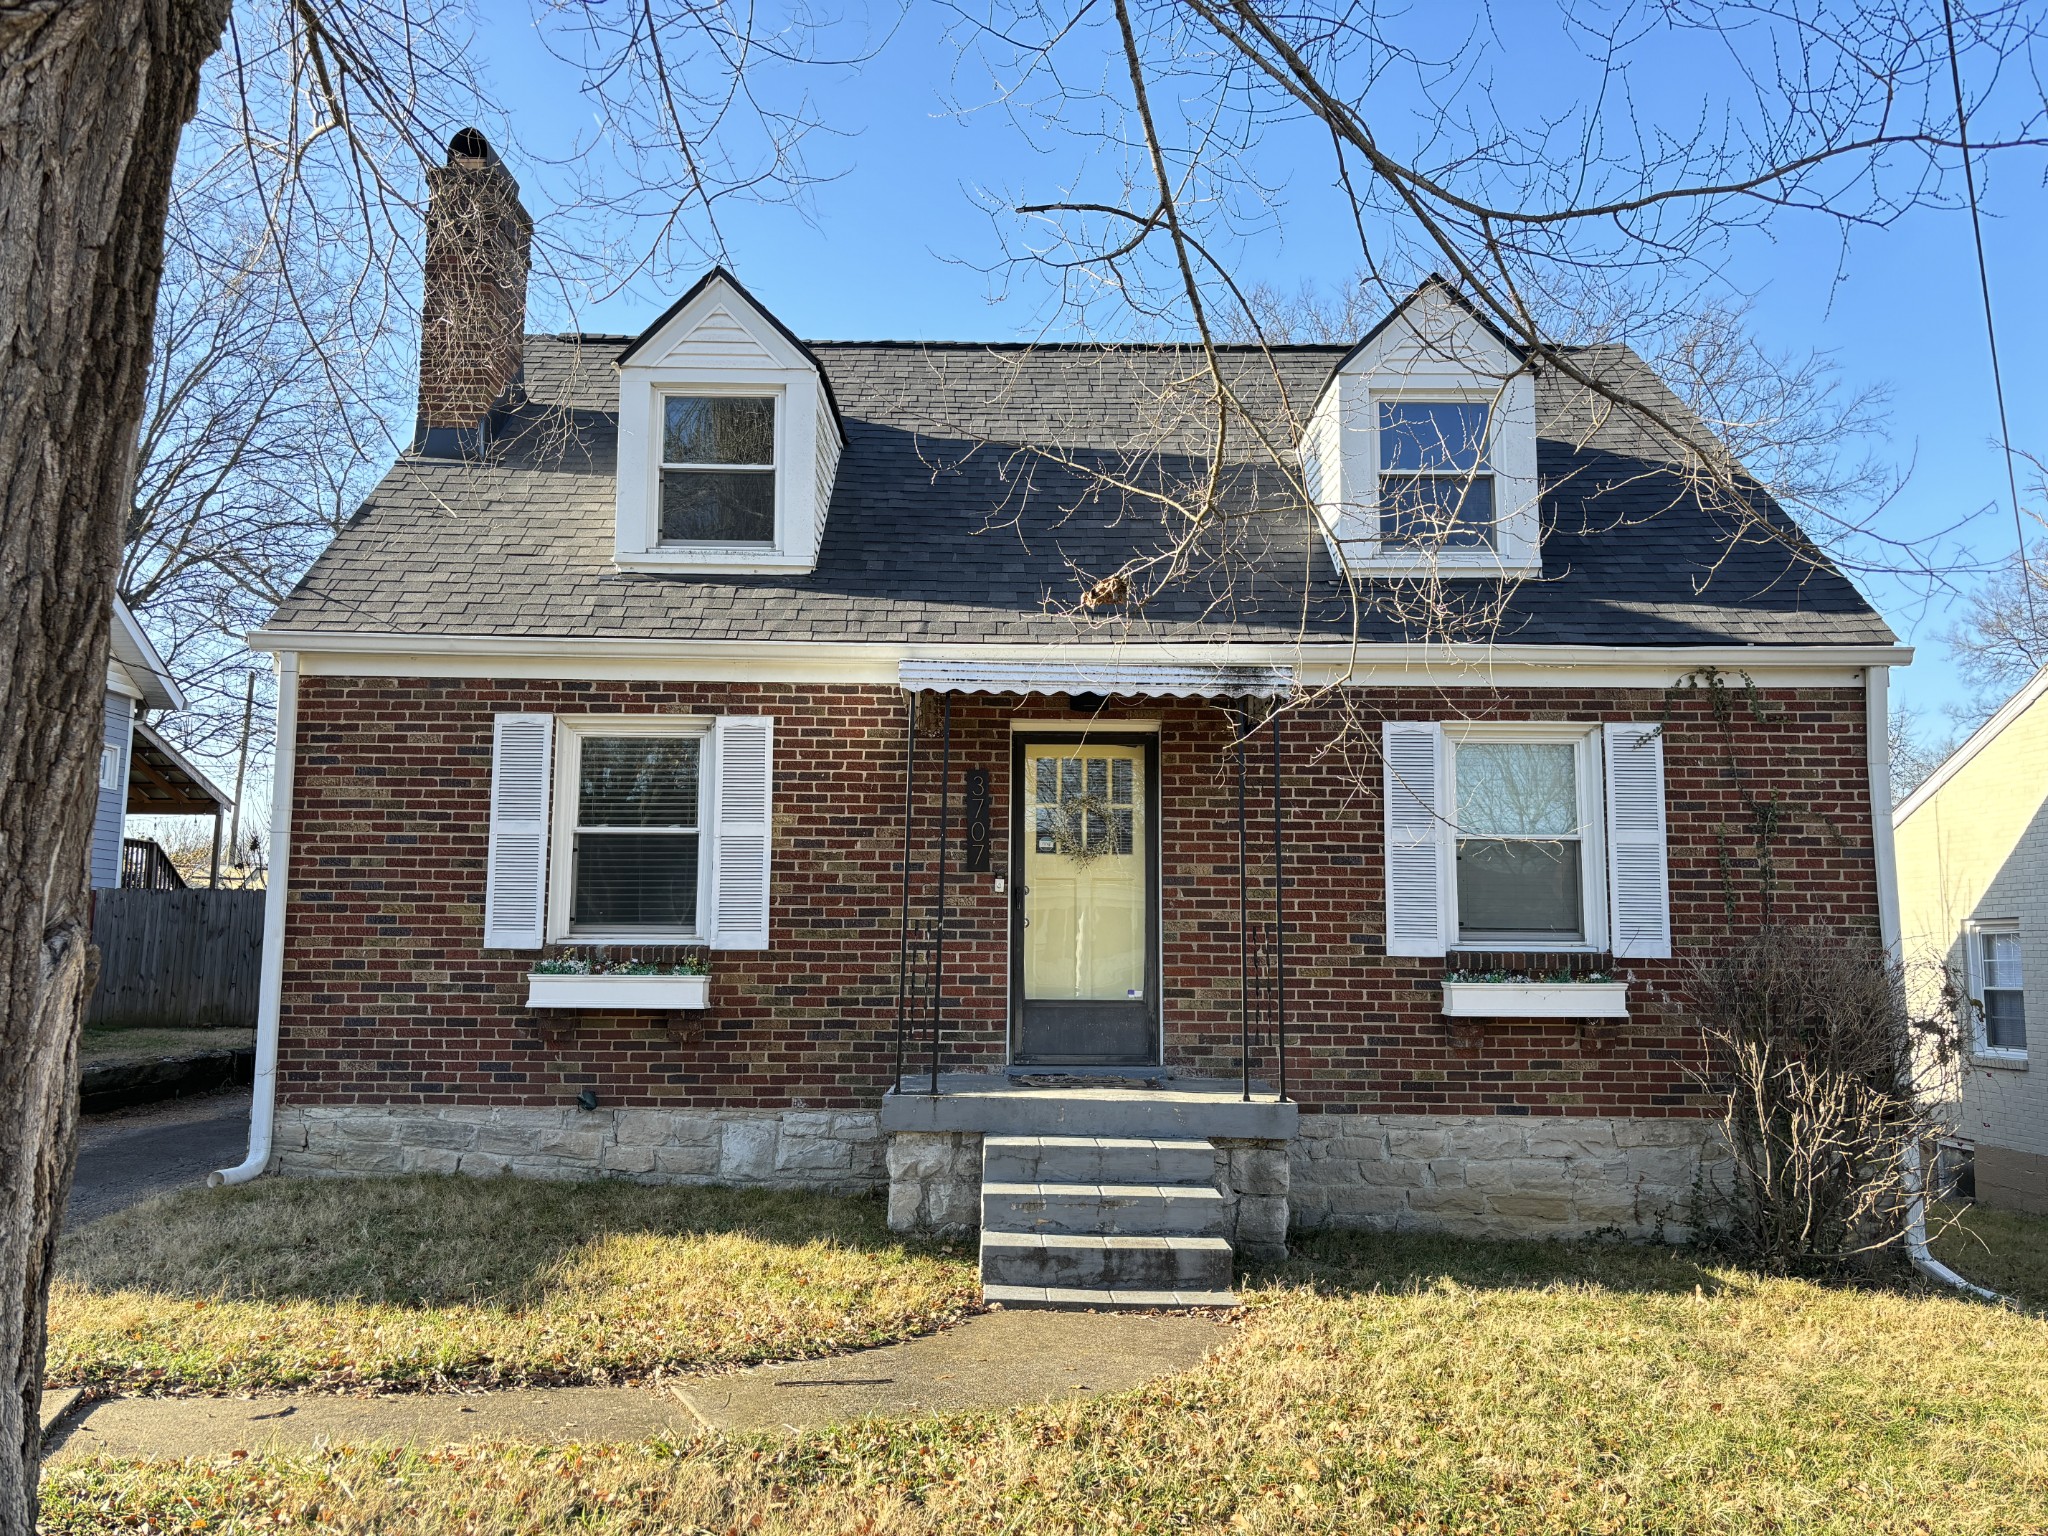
[66,1088,252,1228]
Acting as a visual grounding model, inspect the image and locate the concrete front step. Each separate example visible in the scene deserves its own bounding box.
[982,1180,1228,1237]
[984,1283,1239,1312]
[980,1230,1234,1291]
[983,1134,1215,1186]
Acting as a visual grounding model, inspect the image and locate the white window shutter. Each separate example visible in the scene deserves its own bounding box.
[1604,721,1671,959]
[710,715,774,950]
[1383,721,1449,957]
[485,714,554,949]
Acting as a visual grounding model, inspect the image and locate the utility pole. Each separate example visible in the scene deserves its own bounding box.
[228,671,256,876]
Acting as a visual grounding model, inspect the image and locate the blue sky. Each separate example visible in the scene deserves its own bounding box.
[470,3,2044,726]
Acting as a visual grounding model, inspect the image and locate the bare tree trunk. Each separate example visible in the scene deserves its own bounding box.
[0,3,226,1527]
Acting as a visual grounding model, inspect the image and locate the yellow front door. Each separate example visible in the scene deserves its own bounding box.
[1015,738,1157,1064]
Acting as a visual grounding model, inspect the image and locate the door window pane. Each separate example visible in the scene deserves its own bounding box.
[1023,745,1146,1000]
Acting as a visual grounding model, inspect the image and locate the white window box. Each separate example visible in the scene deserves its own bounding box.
[526,973,710,1010]
[1441,980,1628,1019]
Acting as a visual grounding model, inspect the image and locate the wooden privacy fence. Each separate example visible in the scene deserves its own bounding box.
[89,889,264,1028]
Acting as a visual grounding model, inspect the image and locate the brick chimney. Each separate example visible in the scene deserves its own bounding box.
[415,127,532,457]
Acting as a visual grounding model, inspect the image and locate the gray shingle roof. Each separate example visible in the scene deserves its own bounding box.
[267,336,1893,647]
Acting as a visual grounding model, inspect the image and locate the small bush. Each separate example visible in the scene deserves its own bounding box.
[1682,926,1961,1272]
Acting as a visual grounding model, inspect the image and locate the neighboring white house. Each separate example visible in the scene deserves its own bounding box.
[1894,666,2048,1215]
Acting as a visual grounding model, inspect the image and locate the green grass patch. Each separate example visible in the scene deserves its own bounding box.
[50,1175,978,1394]
[42,1228,2048,1533]
[1929,1199,2048,1312]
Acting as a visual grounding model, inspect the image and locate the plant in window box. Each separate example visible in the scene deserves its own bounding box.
[1439,960,1630,1019]
[526,945,710,1010]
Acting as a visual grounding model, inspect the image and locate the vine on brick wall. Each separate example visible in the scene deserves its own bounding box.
[1666,666,1792,925]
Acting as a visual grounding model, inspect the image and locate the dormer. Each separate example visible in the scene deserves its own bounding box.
[613,268,845,574]
[1300,278,1539,578]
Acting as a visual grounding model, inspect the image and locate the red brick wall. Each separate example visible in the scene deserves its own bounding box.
[277,677,1884,1118]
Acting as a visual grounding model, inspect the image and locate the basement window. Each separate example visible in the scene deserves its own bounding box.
[659,395,776,544]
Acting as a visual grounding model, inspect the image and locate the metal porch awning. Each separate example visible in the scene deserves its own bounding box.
[897,659,1293,699]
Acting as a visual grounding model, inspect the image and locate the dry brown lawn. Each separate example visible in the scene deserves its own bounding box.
[41,1228,2048,1534]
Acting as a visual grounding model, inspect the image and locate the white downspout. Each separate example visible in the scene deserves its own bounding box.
[211,651,297,1186]
[1867,664,2003,1301]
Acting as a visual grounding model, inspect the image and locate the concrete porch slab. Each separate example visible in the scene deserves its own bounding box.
[882,1074,1298,1140]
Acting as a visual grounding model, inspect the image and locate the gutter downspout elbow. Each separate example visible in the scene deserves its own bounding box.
[1902,1140,2002,1302]
[211,651,297,1187]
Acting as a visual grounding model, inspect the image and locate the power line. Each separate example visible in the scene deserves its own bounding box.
[1943,0,2037,634]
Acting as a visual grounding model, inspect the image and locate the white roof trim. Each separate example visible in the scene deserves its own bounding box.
[899,659,1294,699]
[1893,663,2048,826]
[109,599,183,711]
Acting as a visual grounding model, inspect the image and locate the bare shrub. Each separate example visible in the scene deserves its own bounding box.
[1682,927,1963,1272]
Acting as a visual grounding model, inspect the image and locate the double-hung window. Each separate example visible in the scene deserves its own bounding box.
[1377,400,1494,549]
[1449,730,1602,947]
[1969,922,2027,1055]
[659,394,776,544]
[557,722,709,939]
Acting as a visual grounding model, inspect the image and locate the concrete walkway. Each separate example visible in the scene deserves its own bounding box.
[46,1309,1228,1459]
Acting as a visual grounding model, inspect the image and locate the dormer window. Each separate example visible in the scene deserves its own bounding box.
[661,394,776,544]
[1378,400,1493,550]
[614,268,843,575]
[1301,278,1538,578]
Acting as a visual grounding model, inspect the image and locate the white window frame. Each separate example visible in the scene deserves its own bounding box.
[547,715,714,945]
[1964,919,2028,1062]
[1444,721,1609,952]
[654,387,782,551]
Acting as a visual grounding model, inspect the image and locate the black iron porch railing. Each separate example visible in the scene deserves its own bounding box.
[891,689,1290,1104]
[121,837,187,891]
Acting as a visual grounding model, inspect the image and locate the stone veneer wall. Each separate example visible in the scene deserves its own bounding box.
[1290,1113,1724,1239]
[270,1103,883,1190]
[271,1105,1719,1245]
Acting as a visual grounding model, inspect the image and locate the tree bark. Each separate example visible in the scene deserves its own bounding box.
[0,2,226,1527]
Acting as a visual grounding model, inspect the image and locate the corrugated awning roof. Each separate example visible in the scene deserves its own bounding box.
[898,659,1294,698]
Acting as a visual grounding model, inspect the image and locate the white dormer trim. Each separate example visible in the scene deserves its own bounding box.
[1302,281,1540,580]
[614,271,842,575]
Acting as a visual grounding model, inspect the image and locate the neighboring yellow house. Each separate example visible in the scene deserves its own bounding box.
[1895,667,2048,1214]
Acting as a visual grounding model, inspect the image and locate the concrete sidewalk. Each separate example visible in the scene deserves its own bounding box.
[46,1309,1228,1459]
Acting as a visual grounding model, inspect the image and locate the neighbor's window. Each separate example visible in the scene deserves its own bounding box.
[1378,400,1493,549]
[1973,924,2027,1053]
[569,733,704,934]
[660,395,776,544]
[1454,738,1585,944]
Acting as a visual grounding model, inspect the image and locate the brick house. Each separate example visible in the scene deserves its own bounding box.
[221,131,1906,1305]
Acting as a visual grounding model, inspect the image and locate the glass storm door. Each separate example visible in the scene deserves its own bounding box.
[1011,736,1159,1066]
